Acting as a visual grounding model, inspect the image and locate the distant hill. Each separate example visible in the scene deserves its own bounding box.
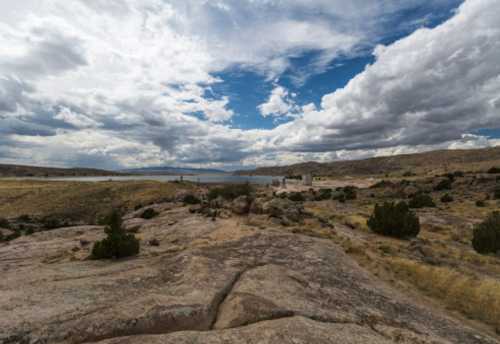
[121,166,226,175]
[236,146,500,177]
[0,164,122,178]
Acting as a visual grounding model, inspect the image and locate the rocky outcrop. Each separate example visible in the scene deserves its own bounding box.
[0,204,497,344]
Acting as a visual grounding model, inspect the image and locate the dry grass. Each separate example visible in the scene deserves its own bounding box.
[0,180,193,222]
[389,257,500,329]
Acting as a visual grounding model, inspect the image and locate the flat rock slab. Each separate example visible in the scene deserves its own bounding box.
[92,316,394,344]
[0,207,498,344]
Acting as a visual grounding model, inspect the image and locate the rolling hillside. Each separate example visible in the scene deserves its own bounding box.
[0,164,122,178]
[237,146,500,177]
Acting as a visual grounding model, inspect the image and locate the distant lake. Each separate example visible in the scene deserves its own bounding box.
[35,174,283,185]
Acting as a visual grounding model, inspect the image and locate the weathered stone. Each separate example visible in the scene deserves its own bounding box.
[0,206,497,344]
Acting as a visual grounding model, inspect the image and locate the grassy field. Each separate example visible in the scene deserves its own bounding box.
[0,179,194,223]
[299,173,500,334]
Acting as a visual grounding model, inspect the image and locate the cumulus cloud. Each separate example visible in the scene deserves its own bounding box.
[264,0,500,156]
[0,0,498,169]
[258,86,298,118]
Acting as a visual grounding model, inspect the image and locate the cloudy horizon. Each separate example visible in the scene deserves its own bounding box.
[1,0,499,171]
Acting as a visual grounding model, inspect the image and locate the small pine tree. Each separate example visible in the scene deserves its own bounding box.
[368,202,420,239]
[92,211,140,259]
[472,212,500,254]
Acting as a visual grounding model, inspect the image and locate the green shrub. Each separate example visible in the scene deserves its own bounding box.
[91,211,140,259]
[494,187,500,200]
[403,171,416,177]
[140,208,159,219]
[0,231,4,242]
[343,186,357,200]
[487,167,500,174]
[288,192,305,202]
[472,212,500,254]
[434,179,452,191]
[409,193,436,208]
[476,200,487,207]
[332,186,357,202]
[0,217,9,229]
[183,194,201,205]
[367,202,420,239]
[333,192,346,203]
[441,194,454,203]
[42,216,62,230]
[208,183,253,201]
[315,188,332,201]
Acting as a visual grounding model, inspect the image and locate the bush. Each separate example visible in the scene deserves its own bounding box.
[343,186,357,200]
[434,179,452,191]
[42,216,62,230]
[315,188,332,201]
[140,208,159,219]
[487,167,500,174]
[472,212,500,254]
[183,194,201,205]
[367,202,420,239]
[0,217,9,229]
[441,194,454,203]
[91,211,140,259]
[332,186,357,202]
[208,183,253,201]
[494,187,500,200]
[409,193,436,209]
[476,200,487,207]
[288,192,305,202]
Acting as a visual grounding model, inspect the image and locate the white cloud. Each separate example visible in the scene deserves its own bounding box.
[1,0,499,170]
[258,86,297,117]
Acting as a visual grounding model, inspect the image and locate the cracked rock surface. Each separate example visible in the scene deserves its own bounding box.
[0,205,497,344]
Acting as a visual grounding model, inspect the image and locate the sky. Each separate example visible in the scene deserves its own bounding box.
[0,0,499,170]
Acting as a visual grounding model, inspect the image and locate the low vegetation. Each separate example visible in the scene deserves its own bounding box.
[91,211,140,259]
[409,193,436,209]
[472,212,500,254]
[440,193,454,203]
[367,202,420,239]
[183,194,201,205]
[434,178,453,191]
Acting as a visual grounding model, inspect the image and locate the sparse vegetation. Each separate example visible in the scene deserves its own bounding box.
[367,202,420,239]
[494,187,500,200]
[434,179,452,191]
[0,217,9,229]
[208,183,253,201]
[91,211,140,259]
[409,193,436,209]
[472,212,500,254]
[440,194,454,203]
[332,186,357,202]
[288,192,305,202]
[315,188,332,201]
[183,194,201,205]
[476,200,487,207]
